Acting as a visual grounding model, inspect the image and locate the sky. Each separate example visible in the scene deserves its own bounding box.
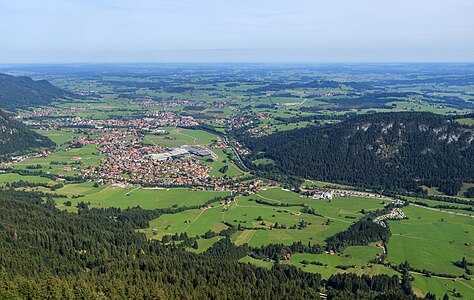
[0,0,473,63]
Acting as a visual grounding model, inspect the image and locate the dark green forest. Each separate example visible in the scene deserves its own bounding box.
[240,112,474,195]
[0,189,425,299]
[0,73,72,110]
[0,110,55,158]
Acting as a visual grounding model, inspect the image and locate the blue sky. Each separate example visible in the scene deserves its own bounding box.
[0,0,473,63]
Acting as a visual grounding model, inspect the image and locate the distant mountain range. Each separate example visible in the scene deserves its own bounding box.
[0,110,54,157]
[0,73,72,110]
[242,112,474,196]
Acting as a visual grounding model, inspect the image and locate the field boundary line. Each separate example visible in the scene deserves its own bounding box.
[127,187,141,195]
[392,233,427,240]
[256,194,283,203]
[183,205,221,232]
[83,185,110,197]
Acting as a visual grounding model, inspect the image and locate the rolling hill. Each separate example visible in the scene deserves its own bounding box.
[0,109,55,156]
[0,73,72,110]
[242,112,474,195]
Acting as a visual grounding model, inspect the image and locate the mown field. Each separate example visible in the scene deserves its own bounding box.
[139,188,385,248]
[144,127,217,148]
[410,273,474,298]
[279,248,393,278]
[0,173,54,184]
[54,183,230,211]
[205,148,245,178]
[404,196,474,216]
[36,129,83,147]
[131,186,474,298]
[12,144,104,176]
[387,205,474,276]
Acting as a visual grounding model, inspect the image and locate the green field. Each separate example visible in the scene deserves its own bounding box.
[0,173,54,184]
[280,247,393,277]
[387,205,474,276]
[139,188,386,248]
[302,180,353,190]
[144,127,218,147]
[255,188,385,220]
[411,273,474,298]
[135,186,474,294]
[140,205,228,240]
[406,197,474,215]
[456,117,474,126]
[229,195,351,246]
[36,129,83,147]
[206,148,245,178]
[54,184,230,210]
[187,236,224,253]
[12,144,104,176]
[239,256,273,269]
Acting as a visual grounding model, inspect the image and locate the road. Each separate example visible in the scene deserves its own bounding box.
[222,136,251,171]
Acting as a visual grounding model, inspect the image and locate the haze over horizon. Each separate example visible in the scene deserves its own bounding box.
[0,0,473,63]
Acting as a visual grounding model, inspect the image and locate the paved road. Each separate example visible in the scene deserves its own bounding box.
[222,136,251,171]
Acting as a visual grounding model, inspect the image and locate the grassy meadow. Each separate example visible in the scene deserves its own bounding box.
[54,184,230,211]
[387,205,474,276]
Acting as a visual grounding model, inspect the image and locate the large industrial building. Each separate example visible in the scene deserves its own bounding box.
[149,145,212,161]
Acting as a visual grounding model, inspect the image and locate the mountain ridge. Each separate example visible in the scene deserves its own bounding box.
[0,73,73,110]
[0,109,55,157]
[241,112,474,195]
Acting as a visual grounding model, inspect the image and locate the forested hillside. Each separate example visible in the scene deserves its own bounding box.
[241,112,474,195]
[0,189,421,299]
[0,73,72,110]
[0,110,54,157]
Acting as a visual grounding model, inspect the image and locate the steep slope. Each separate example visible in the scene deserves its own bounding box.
[242,112,474,195]
[0,73,72,110]
[0,109,54,156]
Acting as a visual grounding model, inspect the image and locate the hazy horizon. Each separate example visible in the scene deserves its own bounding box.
[1,0,473,63]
